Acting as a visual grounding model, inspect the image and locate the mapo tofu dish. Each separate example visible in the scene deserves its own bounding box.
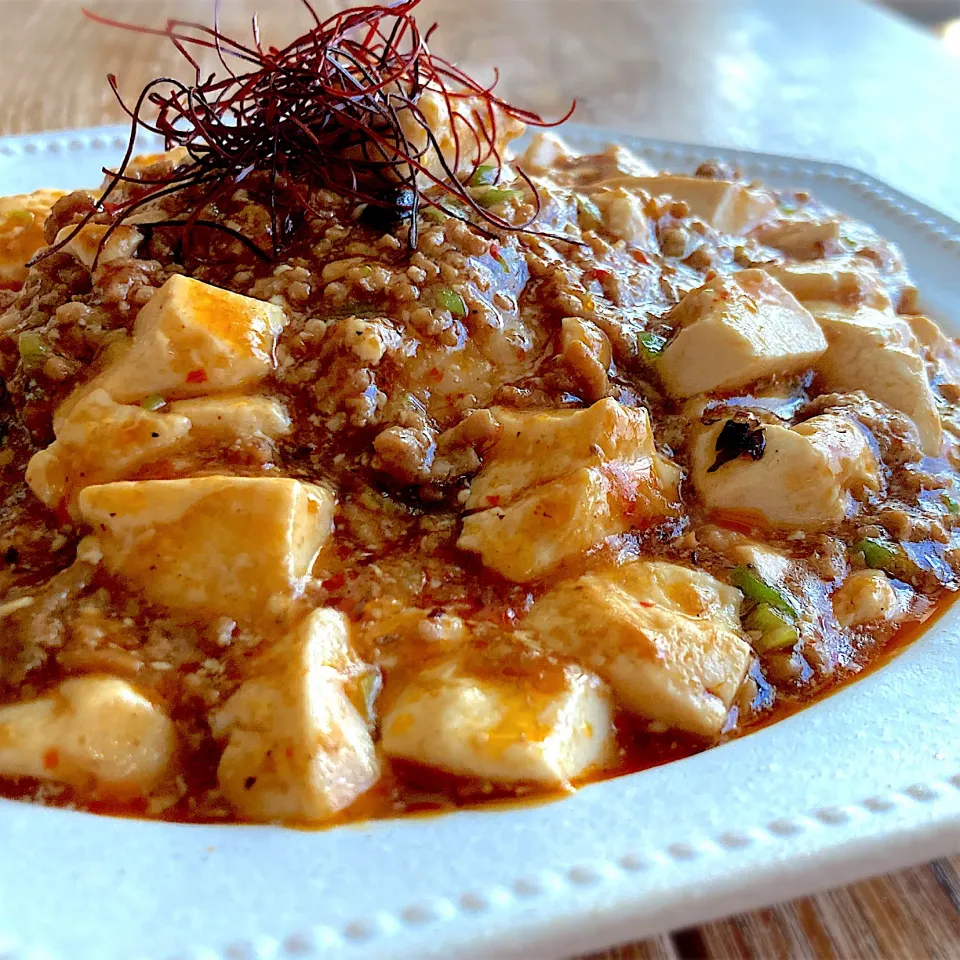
[0,2,958,826]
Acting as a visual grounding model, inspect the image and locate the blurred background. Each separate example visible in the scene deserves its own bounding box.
[879,0,960,50]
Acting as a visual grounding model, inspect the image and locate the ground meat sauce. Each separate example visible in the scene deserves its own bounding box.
[0,137,958,826]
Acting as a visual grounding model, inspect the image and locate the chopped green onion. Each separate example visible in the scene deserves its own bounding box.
[943,493,960,516]
[7,209,33,227]
[468,164,498,187]
[17,331,47,368]
[423,206,449,223]
[477,188,518,209]
[436,288,468,318]
[638,331,668,360]
[854,538,919,581]
[576,196,603,231]
[754,621,800,653]
[140,394,167,412]
[743,602,799,652]
[730,565,797,617]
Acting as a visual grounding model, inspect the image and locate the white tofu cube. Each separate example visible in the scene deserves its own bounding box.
[765,258,890,309]
[168,395,292,441]
[690,413,882,531]
[0,676,176,796]
[25,388,192,513]
[753,218,843,260]
[460,399,680,582]
[908,313,960,392]
[519,133,580,174]
[92,274,288,402]
[592,187,655,247]
[629,176,776,234]
[211,608,379,822]
[833,570,901,627]
[526,561,751,736]
[460,460,678,583]
[467,399,668,509]
[658,270,827,398]
[0,189,66,289]
[78,476,335,623]
[53,223,142,269]
[813,304,943,455]
[381,657,614,785]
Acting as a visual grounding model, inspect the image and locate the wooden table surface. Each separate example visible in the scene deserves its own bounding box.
[2,0,960,957]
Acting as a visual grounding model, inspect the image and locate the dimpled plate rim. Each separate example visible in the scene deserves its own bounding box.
[0,123,958,960]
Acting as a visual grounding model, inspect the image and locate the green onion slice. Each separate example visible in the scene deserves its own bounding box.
[436,288,468,318]
[477,188,518,209]
[638,331,668,360]
[17,331,48,368]
[575,196,603,230]
[853,538,919,581]
[730,565,797,617]
[140,394,167,412]
[468,165,499,187]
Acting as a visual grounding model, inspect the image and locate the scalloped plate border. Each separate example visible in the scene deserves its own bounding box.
[0,124,959,960]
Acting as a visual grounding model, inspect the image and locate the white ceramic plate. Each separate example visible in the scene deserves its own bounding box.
[0,124,959,960]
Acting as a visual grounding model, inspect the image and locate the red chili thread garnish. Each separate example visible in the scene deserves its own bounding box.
[35,0,576,268]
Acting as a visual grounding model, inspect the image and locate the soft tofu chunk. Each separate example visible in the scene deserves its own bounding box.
[167,395,292,440]
[78,476,334,622]
[752,218,844,260]
[526,561,751,736]
[211,608,379,822]
[0,676,175,796]
[519,132,580,174]
[0,189,66,289]
[765,258,890,309]
[658,270,826,398]
[381,658,613,784]
[596,144,658,179]
[398,89,525,184]
[592,187,655,247]
[833,570,901,627]
[813,304,942,455]
[691,413,881,531]
[467,399,668,509]
[628,176,776,234]
[53,223,142,270]
[560,317,612,402]
[91,274,287,403]
[460,461,673,582]
[459,400,680,582]
[907,313,960,391]
[26,389,192,512]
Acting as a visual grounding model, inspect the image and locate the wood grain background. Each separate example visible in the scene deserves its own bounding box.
[2,0,959,956]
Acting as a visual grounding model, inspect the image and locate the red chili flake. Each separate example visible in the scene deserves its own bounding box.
[485,495,501,507]
[638,600,655,608]
[323,572,346,591]
[490,243,509,270]
[43,748,60,770]
[586,268,612,283]
[186,368,208,384]
[428,366,443,383]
